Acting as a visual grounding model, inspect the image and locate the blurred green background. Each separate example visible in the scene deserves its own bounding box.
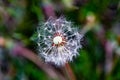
[0,0,120,80]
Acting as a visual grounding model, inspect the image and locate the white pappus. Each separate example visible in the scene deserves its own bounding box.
[37,17,83,66]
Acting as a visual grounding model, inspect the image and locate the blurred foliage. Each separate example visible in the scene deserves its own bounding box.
[0,0,120,80]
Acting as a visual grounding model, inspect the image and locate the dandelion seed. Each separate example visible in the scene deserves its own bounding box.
[37,17,83,66]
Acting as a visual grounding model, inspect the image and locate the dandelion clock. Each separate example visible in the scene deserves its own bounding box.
[37,17,83,66]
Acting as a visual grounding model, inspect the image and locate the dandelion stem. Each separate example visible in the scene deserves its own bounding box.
[63,63,76,80]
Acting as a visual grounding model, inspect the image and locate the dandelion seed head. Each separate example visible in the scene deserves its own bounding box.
[37,17,83,66]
